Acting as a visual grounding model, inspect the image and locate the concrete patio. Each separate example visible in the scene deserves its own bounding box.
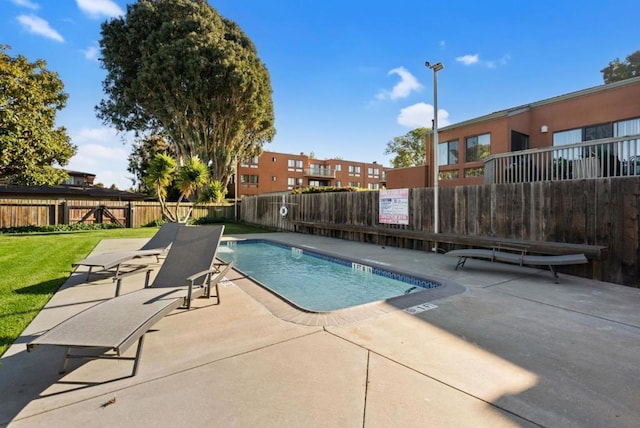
[1,232,639,427]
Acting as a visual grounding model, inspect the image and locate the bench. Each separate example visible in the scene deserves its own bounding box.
[293,221,608,279]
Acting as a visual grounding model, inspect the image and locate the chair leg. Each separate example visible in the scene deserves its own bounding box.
[131,335,145,376]
[455,257,467,270]
[59,347,71,374]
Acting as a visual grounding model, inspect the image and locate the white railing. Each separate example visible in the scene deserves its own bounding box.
[304,167,336,178]
[484,134,640,184]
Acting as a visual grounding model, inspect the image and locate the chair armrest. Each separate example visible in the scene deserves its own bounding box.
[186,262,233,283]
[112,267,154,296]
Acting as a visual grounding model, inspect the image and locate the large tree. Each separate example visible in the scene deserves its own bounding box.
[601,50,640,83]
[384,127,430,168]
[97,0,275,188]
[0,46,76,185]
[127,134,175,193]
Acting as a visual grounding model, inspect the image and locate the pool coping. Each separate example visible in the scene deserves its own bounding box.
[221,237,466,326]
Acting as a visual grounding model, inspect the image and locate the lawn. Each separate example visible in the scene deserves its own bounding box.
[0,223,268,357]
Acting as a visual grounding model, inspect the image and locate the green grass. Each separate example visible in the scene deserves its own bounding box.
[0,223,268,357]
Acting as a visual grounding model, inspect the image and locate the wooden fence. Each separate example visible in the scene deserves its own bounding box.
[241,178,640,288]
[0,199,236,229]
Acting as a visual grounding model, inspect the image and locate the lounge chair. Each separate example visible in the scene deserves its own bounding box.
[445,247,588,279]
[27,225,232,377]
[72,222,182,280]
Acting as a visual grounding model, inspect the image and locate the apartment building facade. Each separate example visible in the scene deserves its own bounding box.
[232,151,388,197]
[387,76,640,189]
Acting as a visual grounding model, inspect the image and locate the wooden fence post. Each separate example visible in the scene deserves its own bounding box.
[126,201,133,228]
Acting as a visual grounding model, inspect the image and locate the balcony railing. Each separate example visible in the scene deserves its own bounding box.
[484,134,640,184]
[304,167,336,178]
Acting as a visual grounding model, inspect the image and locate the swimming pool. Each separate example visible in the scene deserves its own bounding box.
[217,239,440,312]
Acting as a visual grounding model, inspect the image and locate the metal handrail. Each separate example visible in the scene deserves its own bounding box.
[304,168,336,178]
[484,134,640,184]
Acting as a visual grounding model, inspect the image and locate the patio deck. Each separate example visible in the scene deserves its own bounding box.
[1,232,639,427]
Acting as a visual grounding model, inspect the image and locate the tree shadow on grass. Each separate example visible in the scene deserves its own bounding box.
[13,278,66,295]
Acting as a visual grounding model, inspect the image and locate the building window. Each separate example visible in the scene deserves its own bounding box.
[335,180,342,187]
[464,167,484,177]
[438,140,459,166]
[241,174,259,186]
[241,156,259,168]
[368,183,379,190]
[553,128,582,147]
[287,177,303,189]
[349,181,360,187]
[348,165,361,176]
[614,117,640,137]
[272,157,277,162]
[367,167,380,178]
[335,164,342,171]
[272,176,277,181]
[465,134,490,162]
[439,170,459,180]
[583,123,613,141]
[309,180,321,187]
[288,159,303,172]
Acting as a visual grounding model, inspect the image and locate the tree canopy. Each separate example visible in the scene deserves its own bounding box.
[97,0,275,188]
[384,127,430,168]
[0,45,76,185]
[601,50,640,83]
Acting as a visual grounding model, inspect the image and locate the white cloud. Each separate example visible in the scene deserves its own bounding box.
[76,0,124,19]
[376,66,423,100]
[456,54,479,66]
[397,102,450,128]
[10,0,39,10]
[16,15,63,42]
[82,45,99,62]
[439,40,446,48]
[67,127,133,189]
[72,126,128,144]
[456,53,511,68]
[485,54,512,69]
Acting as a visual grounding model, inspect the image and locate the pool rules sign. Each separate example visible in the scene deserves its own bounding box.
[379,188,409,225]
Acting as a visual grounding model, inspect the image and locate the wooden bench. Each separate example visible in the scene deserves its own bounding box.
[293,221,608,279]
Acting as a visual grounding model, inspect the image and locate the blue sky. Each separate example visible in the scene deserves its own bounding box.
[3,0,639,189]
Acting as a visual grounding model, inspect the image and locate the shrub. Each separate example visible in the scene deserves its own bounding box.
[0,223,123,234]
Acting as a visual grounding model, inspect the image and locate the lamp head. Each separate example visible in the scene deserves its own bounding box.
[425,61,444,71]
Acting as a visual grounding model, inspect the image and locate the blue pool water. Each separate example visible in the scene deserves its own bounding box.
[217,240,440,312]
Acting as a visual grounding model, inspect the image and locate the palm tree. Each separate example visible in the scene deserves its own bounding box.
[146,154,210,223]
[174,156,209,222]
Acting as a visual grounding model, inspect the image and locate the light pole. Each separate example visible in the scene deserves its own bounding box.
[234,155,239,222]
[425,61,443,244]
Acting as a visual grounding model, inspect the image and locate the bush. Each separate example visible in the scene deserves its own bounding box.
[0,223,123,234]
[188,216,227,225]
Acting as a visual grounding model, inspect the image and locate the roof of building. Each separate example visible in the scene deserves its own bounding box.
[0,184,149,200]
[440,76,640,131]
[258,150,386,167]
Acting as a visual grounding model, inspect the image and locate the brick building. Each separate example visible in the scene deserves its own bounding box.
[387,76,640,189]
[232,151,389,197]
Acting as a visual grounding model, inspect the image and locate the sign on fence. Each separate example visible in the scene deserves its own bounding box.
[379,188,409,225]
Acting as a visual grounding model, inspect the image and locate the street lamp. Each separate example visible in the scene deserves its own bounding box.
[425,60,443,243]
